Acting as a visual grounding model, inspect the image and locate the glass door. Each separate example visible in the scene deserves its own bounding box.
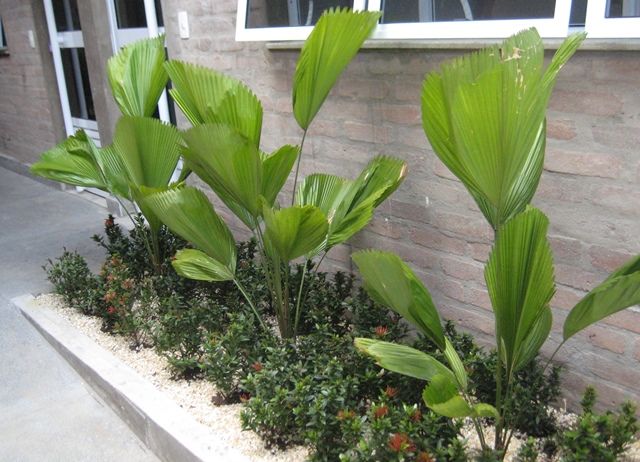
[43,0,100,145]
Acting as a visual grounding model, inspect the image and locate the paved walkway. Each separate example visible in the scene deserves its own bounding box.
[0,167,158,461]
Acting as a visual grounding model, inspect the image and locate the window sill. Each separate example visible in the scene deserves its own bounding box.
[266,37,640,52]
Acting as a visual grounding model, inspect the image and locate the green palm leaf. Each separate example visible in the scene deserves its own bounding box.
[165,60,263,145]
[292,8,380,130]
[296,156,407,252]
[262,205,328,262]
[182,123,262,228]
[484,207,555,374]
[171,248,235,282]
[110,116,182,191]
[30,130,107,190]
[261,145,299,205]
[107,35,168,117]
[422,374,473,418]
[354,338,454,382]
[422,29,585,230]
[352,250,446,351]
[564,255,640,341]
[143,185,236,276]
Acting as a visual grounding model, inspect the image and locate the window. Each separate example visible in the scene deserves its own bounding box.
[236,0,640,41]
[585,0,640,37]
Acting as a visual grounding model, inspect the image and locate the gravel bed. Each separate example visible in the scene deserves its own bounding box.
[35,294,639,461]
[36,294,308,462]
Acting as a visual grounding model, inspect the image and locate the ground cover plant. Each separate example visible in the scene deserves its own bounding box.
[352,28,640,459]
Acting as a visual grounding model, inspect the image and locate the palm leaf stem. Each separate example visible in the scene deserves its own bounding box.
[290,128,308,206]
[233,278,268,332]
[112,193,160,271]
[293,260,309,337]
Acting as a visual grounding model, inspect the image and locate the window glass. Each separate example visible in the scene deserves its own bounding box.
[114,0,164,28]
[52,0,81,32]
[60,48,96,121]
[569,0,588,26]
[607,0,640,17]
[382,0,556,24]
[246,0,353,28]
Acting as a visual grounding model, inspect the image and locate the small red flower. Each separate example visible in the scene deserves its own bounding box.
[384,386,398,398]
[416,451,434,462]
[337,409,355,421]
[374,325,389,337]
[373,405,389,419]
[251,362,263,372]
[106,306,117,315]
[388,433,415,453]
[239,392,251,402]
[105,217,114,227]
[410,409,422,422]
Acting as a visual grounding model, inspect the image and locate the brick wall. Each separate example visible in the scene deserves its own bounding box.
[0,0,64,165]
[164,0,640,411]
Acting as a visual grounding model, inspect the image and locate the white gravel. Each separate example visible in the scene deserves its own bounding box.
[36,294,639,461]
[36,294,308,462]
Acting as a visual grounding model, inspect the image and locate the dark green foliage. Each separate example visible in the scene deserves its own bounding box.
[338,392,465,462]
[44,249,102,315]
[558,387,638,461]
[99,255,138,339]
[515,437,538,462]
[92,214,187,280]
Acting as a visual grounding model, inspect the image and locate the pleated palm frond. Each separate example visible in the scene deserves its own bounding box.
[182,123,297,229]
[30,130,107,190]
[143,185,237,281]
[292,8,380,130]
[107,35,168,117]
[484,207,555,374]
[296,156,406,253]
[165,60,263,146]
[422,29,586,230]
[262,205,328,262]
[109,116,182,191]
[564,254,640,341]
[352,250,446,351]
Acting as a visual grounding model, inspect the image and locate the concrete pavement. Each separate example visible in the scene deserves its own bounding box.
[0,166,159,462]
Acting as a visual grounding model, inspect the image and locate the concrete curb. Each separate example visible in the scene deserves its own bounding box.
[12,294,250,462]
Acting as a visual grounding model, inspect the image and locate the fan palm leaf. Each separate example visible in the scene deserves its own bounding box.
[107,35,168,117]
[484,207,555,374]
[292,8,380,130]
[165,60,263,145]
[422,29,585,230]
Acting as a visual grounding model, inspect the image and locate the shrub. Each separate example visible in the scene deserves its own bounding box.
[44,249,101,315]
[99,255,138,340]
[558,387,638,461]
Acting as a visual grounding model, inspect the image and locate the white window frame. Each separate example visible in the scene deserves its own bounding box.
[236,0,367,41]
[585,0,640,38]
[236,0,640,41]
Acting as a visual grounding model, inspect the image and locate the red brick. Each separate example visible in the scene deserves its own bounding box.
[602,310,640,335]
[555,263,600,292]
[440,305,495,336]
[409,226,467,256]
[385,199,430,224]
[592,125,640,151]
[381,104,421,126]
[440,256,484,283]
[433,158,459,181]
[430,210,493,242]
[547,119,577,141]
[634,340,640,362]
[549,89,623,117]
[366,216,404,240]
[468,242,492,262]
[344,121,390,144]
[337,78,388,100]
[591,185,640,216]
[589,245,634,273]
[584,325,627,354]
[465,286,493,311]
[589,354,640,391]
[544,149,622,179]
[552,285,584,310]
[549,235,584,266]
